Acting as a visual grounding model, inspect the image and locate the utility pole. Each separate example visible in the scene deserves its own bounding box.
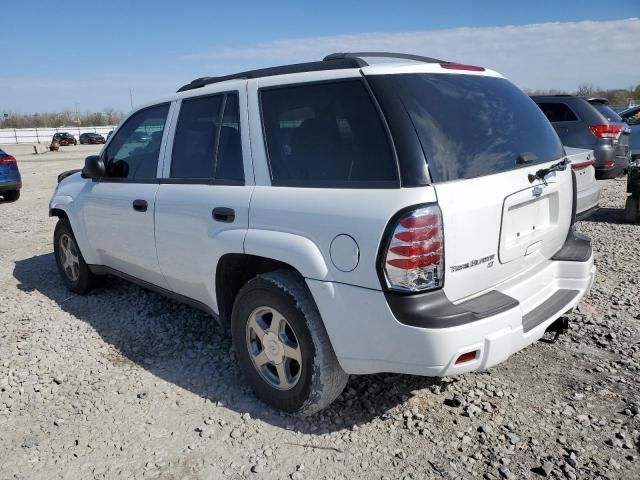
[129,88,134,109]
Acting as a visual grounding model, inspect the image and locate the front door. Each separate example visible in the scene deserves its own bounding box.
[82,103,171,288]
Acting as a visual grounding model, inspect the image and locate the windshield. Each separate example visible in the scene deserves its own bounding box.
[373,73,564,182]
[590,103,623,122]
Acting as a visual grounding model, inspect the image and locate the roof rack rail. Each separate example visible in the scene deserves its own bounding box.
[177,51,448,93]
[323,51,446,64]
[177,57,363,93]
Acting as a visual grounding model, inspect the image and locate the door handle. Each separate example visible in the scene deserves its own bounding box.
[212,207,235,223]
[132,199,148,212]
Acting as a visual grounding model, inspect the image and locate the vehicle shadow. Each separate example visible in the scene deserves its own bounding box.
[13,253,443,433]
[581,207,628,225]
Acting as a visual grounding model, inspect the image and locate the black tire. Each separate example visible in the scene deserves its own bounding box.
[53,218,100,294]
[3,190,20,202]
[231,270,348,415]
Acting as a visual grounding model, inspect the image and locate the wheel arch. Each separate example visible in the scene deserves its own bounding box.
[215,253,307,329]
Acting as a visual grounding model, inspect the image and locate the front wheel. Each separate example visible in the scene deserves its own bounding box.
[53,219,100,294]
[231,270,348,415]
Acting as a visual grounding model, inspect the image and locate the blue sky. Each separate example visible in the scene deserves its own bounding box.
[1,0,639,113]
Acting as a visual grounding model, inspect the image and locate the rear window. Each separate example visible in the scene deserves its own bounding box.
[589,102,623,123]
[373,74,564,183]
[535,102,579,122]
[260,80,397,187]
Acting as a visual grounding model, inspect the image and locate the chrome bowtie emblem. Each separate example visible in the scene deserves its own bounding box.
[532,186,544,197]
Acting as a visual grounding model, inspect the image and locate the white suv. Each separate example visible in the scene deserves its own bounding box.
[49,52,596,414]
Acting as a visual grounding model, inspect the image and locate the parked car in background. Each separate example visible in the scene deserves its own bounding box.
[50,52,595,413]
[52,132,77,146]
[79,132,106,145]
[619,105,640,163]
[564,147,600,219]
[532,95,631,179]
[0,148,21,201]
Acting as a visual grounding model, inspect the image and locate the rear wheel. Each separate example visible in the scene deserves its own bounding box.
[53,219,100,294]
[3,190,20,202]
[231,270,348,415]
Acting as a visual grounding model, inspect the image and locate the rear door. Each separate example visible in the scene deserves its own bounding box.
[374,73,573,302]
[154,83,252,308]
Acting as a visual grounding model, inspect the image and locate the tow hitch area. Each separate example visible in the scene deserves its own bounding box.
[544,316,569,343]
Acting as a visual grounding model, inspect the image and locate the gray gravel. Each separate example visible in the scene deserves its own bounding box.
[0,145,638,479]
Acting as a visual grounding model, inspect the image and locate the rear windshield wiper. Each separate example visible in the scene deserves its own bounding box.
[528,158,569,185]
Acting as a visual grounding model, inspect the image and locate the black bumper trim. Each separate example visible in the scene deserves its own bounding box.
[551,230,592,262]
[385,289,519,329]
[0,183,20,192]
[522,289,578,332]
[387,229,592,329]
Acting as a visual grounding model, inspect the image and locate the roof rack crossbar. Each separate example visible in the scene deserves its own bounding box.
[323,51,447,64]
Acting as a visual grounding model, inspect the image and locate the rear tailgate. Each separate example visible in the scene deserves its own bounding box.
[367,71,574,303]
[435,161,573,302]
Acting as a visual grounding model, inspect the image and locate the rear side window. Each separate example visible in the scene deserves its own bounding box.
[371,74,564,183]
[171,93,244,183]
[536,102,579,122]
[260,80,397,187]
[589,103,623,123]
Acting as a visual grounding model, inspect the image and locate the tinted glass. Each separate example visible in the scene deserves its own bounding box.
[105,103,169,179]
[172,95,222,179]
[216,96,244,182]
[590,103,623,122]
[171,93,244,182]
[381,74,564,182]
[260,80,396,187]
[536,102,578,122]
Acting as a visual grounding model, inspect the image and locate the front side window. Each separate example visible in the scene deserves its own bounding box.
[536,102,579,122]
[260,80,397,187]
[621,107,640,126]
[171,93,244,183]
[104,103,169,179]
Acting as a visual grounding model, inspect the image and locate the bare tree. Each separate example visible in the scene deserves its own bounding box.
[575,84,598,97]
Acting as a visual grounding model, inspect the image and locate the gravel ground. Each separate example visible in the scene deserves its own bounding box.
[0,145,638,480]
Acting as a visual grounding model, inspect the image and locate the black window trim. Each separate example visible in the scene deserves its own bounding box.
[257,77,401,189]
[95,101,172,184]
[166,90,245,185]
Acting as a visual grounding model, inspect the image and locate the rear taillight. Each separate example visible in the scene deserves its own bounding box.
[0,154,16,165]
[440,63,485,72]
[590,124,622,140]
[383,205,444,292]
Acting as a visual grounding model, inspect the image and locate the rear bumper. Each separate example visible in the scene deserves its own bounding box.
[308,236,595,376]
[594,144,630,178]
[0,180,21,192]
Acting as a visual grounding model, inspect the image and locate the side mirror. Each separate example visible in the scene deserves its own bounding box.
[82,155,106,179]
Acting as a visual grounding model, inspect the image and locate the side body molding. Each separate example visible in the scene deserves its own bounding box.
[243,229,332,281]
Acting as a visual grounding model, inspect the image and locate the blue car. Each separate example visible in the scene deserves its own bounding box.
[0,148,21,201]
